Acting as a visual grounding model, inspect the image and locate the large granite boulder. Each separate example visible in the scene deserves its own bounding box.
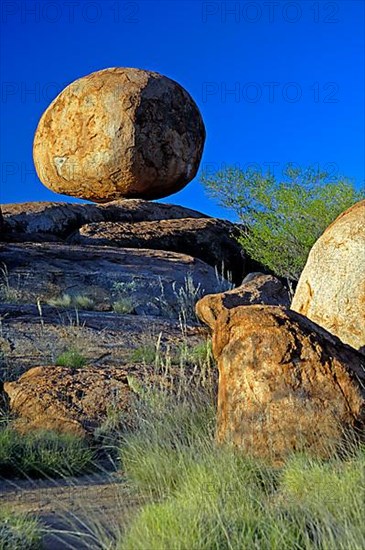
[196,303,365,463]
[291,200,365,354]
[33,68,206,202]
[4,366,133,437]
[196,273,290,329]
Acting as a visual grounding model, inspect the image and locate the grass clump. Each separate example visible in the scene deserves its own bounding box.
[113,298,135,314]
[47,293,95,310]
[0,264,27,304]
[0,428,94,478]
[0,508,42,549]
[130,344,156,364]
[120,395,215,500]
[119,392,365,550]
[55,349,87,369]
[47,293,72,308]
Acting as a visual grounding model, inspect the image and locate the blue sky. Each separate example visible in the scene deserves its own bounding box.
[0,0,364,219]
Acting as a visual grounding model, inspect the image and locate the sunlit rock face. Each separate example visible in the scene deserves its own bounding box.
[291,200,365,355]
[33,67,206,202]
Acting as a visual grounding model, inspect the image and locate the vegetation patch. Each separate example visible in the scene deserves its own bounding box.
[55,349,87,369]
[119,392,365,550]
[202,165,363,281]
[0,428,94,478]
[0,508,42,550]
[47,293,95,310]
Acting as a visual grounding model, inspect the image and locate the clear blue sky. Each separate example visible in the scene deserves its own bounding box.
[1,0,364,219]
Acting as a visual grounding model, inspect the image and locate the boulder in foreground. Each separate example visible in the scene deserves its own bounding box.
[197,303,365,463]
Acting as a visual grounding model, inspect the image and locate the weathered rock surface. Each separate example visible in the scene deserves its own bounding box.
[4,366,133,437]
[0,304,206,381]
[203,305,365,463]
[196,273,290,329]
[68,218,244,284]
[291,200,365,354]
[33,68,206,202]
[0,242,227,316]
[1,200,208,241]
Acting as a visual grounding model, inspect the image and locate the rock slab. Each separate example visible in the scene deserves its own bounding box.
[69,218,244,284]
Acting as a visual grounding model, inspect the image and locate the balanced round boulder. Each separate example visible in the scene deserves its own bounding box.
[33,68,206,202]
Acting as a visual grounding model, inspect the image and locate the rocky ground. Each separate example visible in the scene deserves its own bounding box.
[0,472,139,549]
[0,199,235,547]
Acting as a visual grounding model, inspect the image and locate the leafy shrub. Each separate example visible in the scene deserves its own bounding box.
[0,428,94,478]
[201,165,363,280]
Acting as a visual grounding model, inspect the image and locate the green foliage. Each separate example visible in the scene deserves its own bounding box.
[73,295,95,309]
[0,508,42,550]
[119,395,365,550]
[0,428,94,478]
[130,344,157,364]
[112,280,139,314]
[55,349,87,369]
[201,165,363,280]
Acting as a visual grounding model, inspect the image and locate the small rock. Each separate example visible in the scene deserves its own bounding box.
[4,366,133,437]
[196,274,290,329]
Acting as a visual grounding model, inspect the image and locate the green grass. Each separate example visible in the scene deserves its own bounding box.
[113,298,136,314]
[118,393,365,550]
[47,293,95,310]
[129,344,157,364]
[55,349,87,369]
[0,428,94,478]
[0,508,42,550]
[47,293,72,308]
[73,295,95,309]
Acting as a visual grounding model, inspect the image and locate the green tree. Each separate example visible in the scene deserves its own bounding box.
[201,165,363,281]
